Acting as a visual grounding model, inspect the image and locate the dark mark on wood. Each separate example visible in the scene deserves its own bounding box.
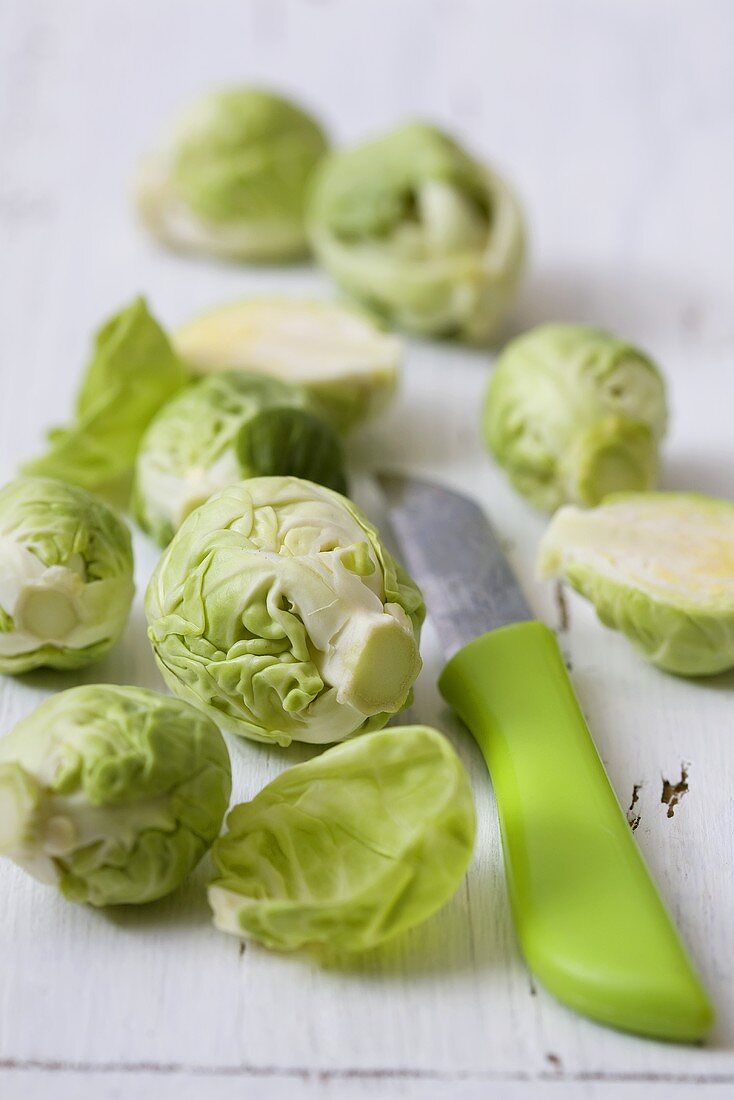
[0,1059,733,1085]
[238,941,246,957]
[627,783,642,831]
[528,974,537,997]
[545,1053,562,1071]
[661,765,689,818]
[555,581,570,632]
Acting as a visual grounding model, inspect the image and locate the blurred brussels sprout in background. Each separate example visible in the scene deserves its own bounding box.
[146,477,424,746]
[0,685,231,906]
[307,123,524,342]
[136,88,328,262]
[132,371,347,546]
[0,477,134,674]
[539,493,734,676]
[209,725,475,953]
[174,298,401,433]
[23,298,188,498]
[483,325,667,511]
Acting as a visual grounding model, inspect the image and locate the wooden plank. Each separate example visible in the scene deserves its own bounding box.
[0,1,733,1096]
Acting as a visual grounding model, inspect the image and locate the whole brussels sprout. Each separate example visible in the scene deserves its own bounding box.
[0,685,231,905]
[538,493,734,676]
[0,477,134,673]
[483,325,667,511]
[209,725,475,953]
[136,88,328,262]
[146,477,424,746]
[174,297,401,433]
[23,298,188,498]
[132,371,348,547]
[307,122,524,342]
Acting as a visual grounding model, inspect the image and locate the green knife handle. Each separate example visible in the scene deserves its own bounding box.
[439,620,713,1042]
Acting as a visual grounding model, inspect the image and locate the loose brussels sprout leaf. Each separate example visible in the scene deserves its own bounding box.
[208,725,475,952]
[136,88,328,262]
[307,123,525,342]
[483,324,667,511]
[173,297,401,433]
[132,371,348,546]
[23,298,188,497]
[538,493,734,676]
[146,477,424,746]
[0,477,134,673]
[0,685,231,905]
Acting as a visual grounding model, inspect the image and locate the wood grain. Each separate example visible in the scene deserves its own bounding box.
[1,1,733,1097]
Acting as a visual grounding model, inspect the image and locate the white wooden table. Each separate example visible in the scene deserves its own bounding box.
[1,2,733,1097]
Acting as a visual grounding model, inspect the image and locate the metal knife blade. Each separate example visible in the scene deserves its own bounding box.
[377,472,532,657]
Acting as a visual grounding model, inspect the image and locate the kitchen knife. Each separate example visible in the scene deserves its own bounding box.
[378,472,713,1043]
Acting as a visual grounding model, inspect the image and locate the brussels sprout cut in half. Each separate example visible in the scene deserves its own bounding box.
[208,725,475,953]
[136,88,328,262]
[0,477,134,673]
[23,297,188,498]
[133,371,347,546]
[307,123,524,342]
[174,297,401,433]
[483,324,667,512]
[539,493,734,676]
[146,477,424,746]
[0,685,231,906]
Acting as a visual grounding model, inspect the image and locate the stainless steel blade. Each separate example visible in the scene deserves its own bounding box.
[377,473,533,658]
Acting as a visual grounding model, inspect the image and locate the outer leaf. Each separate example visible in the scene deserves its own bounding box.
[539,492,734,675]
[23,298,188,495]
[208,725,475,953]
[0,685,231,906]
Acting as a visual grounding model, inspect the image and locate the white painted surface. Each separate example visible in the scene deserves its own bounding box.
[1,1,733,1097]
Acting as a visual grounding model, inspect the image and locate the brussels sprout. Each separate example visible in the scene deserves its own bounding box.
[136,88,328,262]
[208,725,475,952]
[483,325,667,511]
[146,477,424,746]
[307,123,524,342]
[23,298,188,497]
[174,298,401,433]
[538,493,734,676]
[0,477,134,673]
[0,685,231,905]
[132,371,348,547]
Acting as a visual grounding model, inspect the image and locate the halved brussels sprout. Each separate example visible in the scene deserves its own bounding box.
[173,297,401,433]
[132,371,347,546]
[136,88,328,262]
[539,493,734,675]
[23,298,188,498]
[208,725,475,953]
[0,477,134,673]
[307,123,524,342]
[483,324,667,511]
[145,477,424,746]
[0,685,231,905]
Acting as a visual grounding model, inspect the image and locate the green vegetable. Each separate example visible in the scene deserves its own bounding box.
[538,492,734,676]
[146,477,424,746]
[132,371,348,546]
[136,88,328,261]
[483,324,667,511]
[23,298,188,497]
[0,685,231,905]
[0,477,134,673]
[208,725,475,952]
[307,122,524,342]
[174,297,401,433]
